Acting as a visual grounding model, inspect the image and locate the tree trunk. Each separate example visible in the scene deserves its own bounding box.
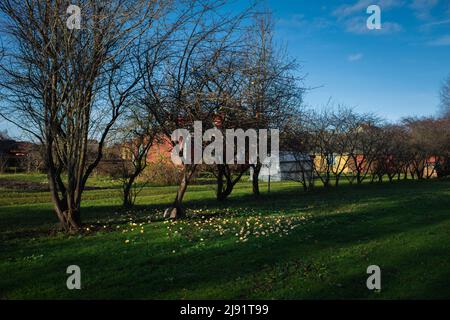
[217,182,233,201]
[122,174,138,208]
[323,170,331,188]
[216,164,249,201]
[61,208,82,232]
[164,165,196,220]
[252,164,261,196]
[51,191,82,232]
[123,183,133,208]
[356,170,363,184]
[216,165,227,201]
[217,180,233,201]
[47,151,82,232]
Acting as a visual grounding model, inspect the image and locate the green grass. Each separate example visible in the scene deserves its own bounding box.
[0,173,449,299]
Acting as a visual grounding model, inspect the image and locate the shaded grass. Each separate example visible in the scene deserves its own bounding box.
[0,175,449,299]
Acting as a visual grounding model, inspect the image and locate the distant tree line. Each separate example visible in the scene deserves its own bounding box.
[283,106,450,191]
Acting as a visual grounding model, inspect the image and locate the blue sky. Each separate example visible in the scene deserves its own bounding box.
[2,0,450,138]
[268,0,450,121]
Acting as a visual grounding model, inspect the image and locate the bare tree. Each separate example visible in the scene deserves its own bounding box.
[138,0,253,218]
[0,131,11,172]
[328,107,356,186]
[346,114,384,184]
[0,0,159,231]
[116,107,160,208]
[309,108,338,188]
[24,144,45,173]
[0,154,8,173]
[403,117,450,180]
[377,124,410,182]
[282,110,314,191]
[441,75,450,118]
[309,107,361,188]
[208,56,252,201]
[202,11,304,200]
[403,118,431,179]
[242,12,304,196]
[0,130,9,140]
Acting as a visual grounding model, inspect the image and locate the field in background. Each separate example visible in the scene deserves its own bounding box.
[1,173,450,299]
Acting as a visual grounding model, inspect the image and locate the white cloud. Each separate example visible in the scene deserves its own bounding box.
[410,0,440,20]
[418,19,450,33]
[278,14,306,28]
[278,14,333,34]
[344,16,403,34]
[333,0,404,18]
[348,53,364,62]
[427,34,450,46]
[380,22,404,33]
[332,0,404,35]
[422,18,450,27]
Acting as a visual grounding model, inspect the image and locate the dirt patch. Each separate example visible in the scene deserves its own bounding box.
[0,178,108,191]
[0,178,49,191]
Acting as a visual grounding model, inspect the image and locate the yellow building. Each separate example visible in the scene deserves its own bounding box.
[313,154,353,174]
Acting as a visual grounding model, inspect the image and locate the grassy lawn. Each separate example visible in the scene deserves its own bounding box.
[0,173,449,299]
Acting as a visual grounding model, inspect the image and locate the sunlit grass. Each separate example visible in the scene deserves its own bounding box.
[0,174,449,299]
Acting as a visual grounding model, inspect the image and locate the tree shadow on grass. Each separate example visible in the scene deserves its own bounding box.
[302,238,450,300]
[2,178,449,238]
[128,193,450,299]
[1,179,449,299]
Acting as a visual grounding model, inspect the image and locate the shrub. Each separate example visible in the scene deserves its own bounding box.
[141,162,183,186]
